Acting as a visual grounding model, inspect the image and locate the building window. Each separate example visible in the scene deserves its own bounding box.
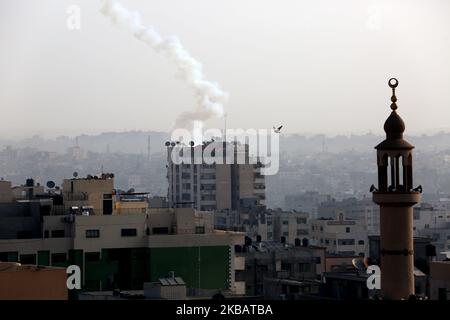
[358,240,365,245]
[195,226,205,234]
[338,239,355,246]
[51,253,67,264]
[346,227,350,233]
[182,183,191,190]
[51,230,65,238]
[299,263,311,273]
[121,228,137,237]
[182,173,191,179]
[44,230,49,238]
[297,218,307,224]
[20,254,36,265]
[257,265,269,272]
[282,220,289,225]
[86,229,100,238]
[315,257,321,264]
[17,230,33,239]
[152,227,169,235]
[281,262,291,271]
[283,232,289,237]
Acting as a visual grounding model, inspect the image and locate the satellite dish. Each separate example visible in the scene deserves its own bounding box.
[46,181,55,189]
[73,172,78,178]
[352,258,367,271]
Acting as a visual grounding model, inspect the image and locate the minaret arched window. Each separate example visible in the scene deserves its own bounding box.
[375,78,415,194]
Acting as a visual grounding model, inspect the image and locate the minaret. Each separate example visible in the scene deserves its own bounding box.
[372,78,421,299]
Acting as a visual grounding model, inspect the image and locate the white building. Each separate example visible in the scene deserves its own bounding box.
[310,212,368,256]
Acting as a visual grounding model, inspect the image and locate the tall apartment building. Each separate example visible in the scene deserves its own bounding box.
[166,141,265,211]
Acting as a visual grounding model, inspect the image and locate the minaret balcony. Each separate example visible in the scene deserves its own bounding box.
[373,191,421,206]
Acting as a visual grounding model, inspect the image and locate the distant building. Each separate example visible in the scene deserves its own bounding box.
[148,196,169,208]
[11,178,45,200]
[310,212,368,256]
[272,210,309,245]
[114,192,149,215]
[0,199,48,240]
[62,173,115,215]
[214,209,309,246]
[413,202,450,233]
[430,261,450,300]
[0,180,13,203]
[0,262,68,300]
[166,141,265,211]
[415,228,450,260]
[235,241,324,298]
[317,197,380,235]
[285,191,331,218]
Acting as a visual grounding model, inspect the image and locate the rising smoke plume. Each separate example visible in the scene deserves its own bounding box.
[101,0,228,139]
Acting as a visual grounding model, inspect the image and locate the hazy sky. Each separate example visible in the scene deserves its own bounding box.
[1,0,449,139]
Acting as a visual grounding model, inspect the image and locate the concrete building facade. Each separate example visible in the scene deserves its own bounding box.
[310,212,368,256]
[166,141,265,211]
[0,207,244,295]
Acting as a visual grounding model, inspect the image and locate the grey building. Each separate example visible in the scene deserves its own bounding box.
[235,241,322,299]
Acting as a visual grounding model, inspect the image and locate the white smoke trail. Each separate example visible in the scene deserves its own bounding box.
[101,0,228,139]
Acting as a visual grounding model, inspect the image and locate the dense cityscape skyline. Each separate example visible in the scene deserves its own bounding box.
[1,0,449,307]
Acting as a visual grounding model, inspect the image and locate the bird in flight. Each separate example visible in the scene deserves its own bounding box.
[273,125,283,133]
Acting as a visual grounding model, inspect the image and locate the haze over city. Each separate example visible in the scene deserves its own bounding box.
[1,0,450,139]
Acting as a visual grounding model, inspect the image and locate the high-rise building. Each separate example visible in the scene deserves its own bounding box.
[166,141,266,211]
[372,78,421,300]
